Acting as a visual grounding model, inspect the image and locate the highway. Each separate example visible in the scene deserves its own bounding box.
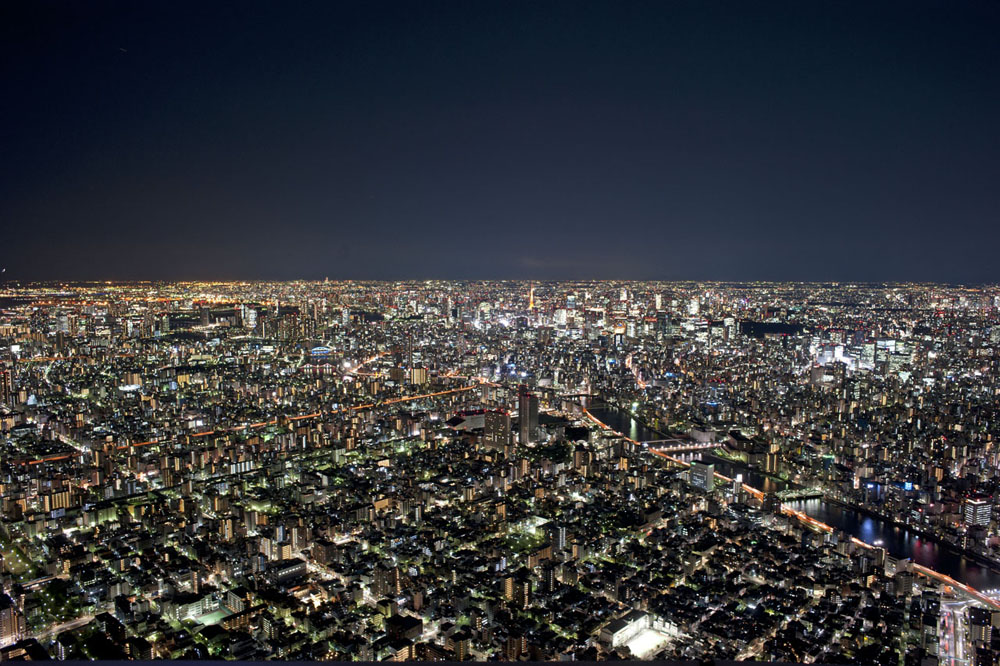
[940,599,971,665]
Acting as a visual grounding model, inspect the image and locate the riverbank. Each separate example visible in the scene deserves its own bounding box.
[700,452,792,493]
[592,399,671,438]
[597,401,795,491]
[821,495,1000,576]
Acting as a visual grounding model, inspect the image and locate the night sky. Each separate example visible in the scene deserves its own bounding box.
[2,1,999,283]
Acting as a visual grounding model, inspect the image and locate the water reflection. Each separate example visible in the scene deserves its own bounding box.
[700,455,786,494]
[587,406,664,444]
[786,499,1000,591]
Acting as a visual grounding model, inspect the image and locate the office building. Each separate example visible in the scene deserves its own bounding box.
[690,462,714,492]
[518,388,538,445]
[964,497,991,527]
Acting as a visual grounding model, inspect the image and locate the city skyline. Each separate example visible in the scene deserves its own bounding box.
[2,279,1000,662]
[4,0,1000,661]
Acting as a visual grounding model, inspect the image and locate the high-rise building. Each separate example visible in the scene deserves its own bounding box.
[968,606,992,646]
[502,572,531,609]
[894,570,914,597]
[689,462,714,492]
[504,635,527,661]
[0,369,12,407]
[518,388,539,445]
[764,452,780,475]
[535,561,554,589]
[723,316,737,340]
[483,410,510,449]
[549,524,568,551]
[0,594,26,647]
[410,367,428,385]
[964,497,991,527]
[373,565,401,600]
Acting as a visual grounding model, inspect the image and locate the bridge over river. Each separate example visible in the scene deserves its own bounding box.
[776,487,825,500]
[642,438,720,454]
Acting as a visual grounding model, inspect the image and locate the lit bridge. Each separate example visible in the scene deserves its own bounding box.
[644,439,719,453]
[776,487,825,501]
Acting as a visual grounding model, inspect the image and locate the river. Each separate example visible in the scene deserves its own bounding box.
[587,405,1000,592]
[784,499,1000,591]
[586,406,787,493]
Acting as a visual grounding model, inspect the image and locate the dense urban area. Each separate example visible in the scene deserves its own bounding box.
[1,280,1000,664]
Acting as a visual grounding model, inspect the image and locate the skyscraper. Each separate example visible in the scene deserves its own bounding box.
[0,594,26,647]
[518,388,538,445]
[373,564,401,600]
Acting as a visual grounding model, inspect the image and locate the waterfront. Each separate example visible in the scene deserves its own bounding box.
[586,405,788,493]
[700,455,787,495]
[785,499,1000,592]
[587,405,662,444]
[589,405,1000,592]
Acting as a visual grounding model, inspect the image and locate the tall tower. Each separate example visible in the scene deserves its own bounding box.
[518,387,538,445]
[407,333,414,380]
[528,282,535,311]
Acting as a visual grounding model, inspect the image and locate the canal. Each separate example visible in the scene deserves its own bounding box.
[588,405,1000,592]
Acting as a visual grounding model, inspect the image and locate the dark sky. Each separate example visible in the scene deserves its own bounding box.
[2,1,999,283]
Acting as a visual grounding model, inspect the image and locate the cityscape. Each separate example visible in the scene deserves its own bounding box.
[0,280,999,663]
[5,0,1000,663]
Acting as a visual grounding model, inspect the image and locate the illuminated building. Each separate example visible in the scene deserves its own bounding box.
[689,461,714,492]
[0,595,26,648]
[483,410,510,449]
[964,497,991,527]
[518,387,538,445]
[0,369,11,406]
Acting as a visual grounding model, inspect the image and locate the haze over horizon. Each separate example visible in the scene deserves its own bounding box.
[3,1,999,283]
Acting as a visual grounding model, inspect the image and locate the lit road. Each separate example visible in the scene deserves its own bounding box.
[19,377,496,462]
[939,600,968,665]
[939,598,974,665]
[31,613,96,642]
[342,351,388,377]
[643,439,719,453]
